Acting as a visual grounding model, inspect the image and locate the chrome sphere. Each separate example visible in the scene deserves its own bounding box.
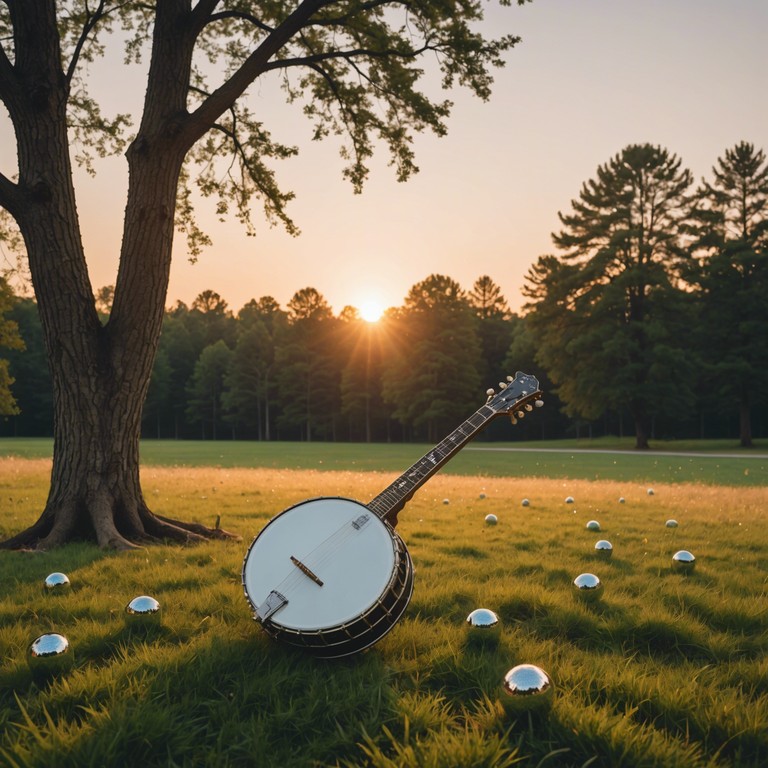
[466,608,501,644]
[672,550,696,572]
[500,664,554,713]
[666,519,679,528]
[125,595,162,624]
[521,498,530,507]
[572,572,603,602]
[619,497,626,504]
[647,488,655,496]
[565,496,575,504]
[594,540,613,558]
[28,633,73,676]
[43,572,71,592]
[442,498,450,505]
[484,513,498,526]
[585,520,601,532]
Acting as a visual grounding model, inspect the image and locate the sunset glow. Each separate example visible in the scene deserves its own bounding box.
[358,298,384,323]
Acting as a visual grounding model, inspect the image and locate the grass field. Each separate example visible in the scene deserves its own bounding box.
[1,437,767,486]
[1,452,767,767]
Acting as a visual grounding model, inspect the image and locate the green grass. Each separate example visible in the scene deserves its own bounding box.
[1,462,767,767]
[1,437,767,486]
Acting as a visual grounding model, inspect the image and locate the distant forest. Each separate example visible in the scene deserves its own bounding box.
[1,142,766,447]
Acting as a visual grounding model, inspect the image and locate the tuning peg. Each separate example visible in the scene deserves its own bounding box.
[498,382,507,389]
[524,404,533,412]
[517,411,525,419]
[486,388,495,396]
[535,399,544,408]
[506,375,514,382]
[510,415,518,425]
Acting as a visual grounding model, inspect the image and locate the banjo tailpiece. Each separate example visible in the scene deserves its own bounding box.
[255,590,288,623]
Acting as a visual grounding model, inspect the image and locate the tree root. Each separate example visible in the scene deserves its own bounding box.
[0,497,240,551]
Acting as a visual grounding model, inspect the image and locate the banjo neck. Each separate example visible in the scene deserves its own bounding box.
[367,372,542,527]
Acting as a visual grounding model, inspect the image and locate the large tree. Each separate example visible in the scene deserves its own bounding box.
[523,144,695,449]
[0,1,529,549]
[688,142,768,447]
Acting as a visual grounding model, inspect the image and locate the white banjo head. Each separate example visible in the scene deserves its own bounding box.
[243,497,397,631]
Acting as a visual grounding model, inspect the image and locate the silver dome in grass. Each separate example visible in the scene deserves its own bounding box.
[619,497,625,504]
[521,498,530,507]
[572,572,603,602]
[125,595,162,624]
[43,572,71,592]
[484,514,498,526]
[500,664,554,713]
[672,550,696,572]
[647,488,655,496]
[28,633,73,676]
[594,540,613,558]
[565,496,575,504]
[466,608,501,644]
[666,519,679,528]
[585,520,601,532]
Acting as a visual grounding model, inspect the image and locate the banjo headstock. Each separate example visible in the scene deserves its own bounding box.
[485,371,543,424]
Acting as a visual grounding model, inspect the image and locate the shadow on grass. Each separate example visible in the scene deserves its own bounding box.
[0,543,118,590]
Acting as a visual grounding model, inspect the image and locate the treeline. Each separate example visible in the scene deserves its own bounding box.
[0,276,563,443]
[1,141,767,446]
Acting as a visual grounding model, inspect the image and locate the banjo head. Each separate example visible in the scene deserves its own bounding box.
[242,497,400,632]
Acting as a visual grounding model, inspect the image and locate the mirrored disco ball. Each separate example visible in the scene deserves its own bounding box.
[586,520,601,532]
[666,519,679,528]
[500,664,554,713]
[466,608,501,644]
[485,514,498,526]
[572,572,603,602]
[565,496,575,504]
[521,498,530,507]
[672,550,696,572]
[125,595,162,625]
[28,633,73,676]
[43,572,71,592]
[594,540,613,558]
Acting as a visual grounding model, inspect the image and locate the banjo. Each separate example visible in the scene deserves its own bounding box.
[242,371,543,658]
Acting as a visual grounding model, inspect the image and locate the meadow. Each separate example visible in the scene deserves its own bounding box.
[1,445,767,767]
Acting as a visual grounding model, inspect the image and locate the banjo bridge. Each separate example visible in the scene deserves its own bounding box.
[290,555,324,586]
[255,590,288,623]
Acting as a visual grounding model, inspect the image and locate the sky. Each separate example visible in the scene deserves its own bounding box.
[2,0,767,319]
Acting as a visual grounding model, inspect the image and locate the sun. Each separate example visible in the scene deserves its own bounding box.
[358,298,384,323]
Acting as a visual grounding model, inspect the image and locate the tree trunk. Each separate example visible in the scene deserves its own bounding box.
[739,400,753,448]
[633,410,650,450]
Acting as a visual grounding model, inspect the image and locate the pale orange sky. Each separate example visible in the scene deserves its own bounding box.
[2,1,767,317]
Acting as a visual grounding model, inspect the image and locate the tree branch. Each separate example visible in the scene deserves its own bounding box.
[64,0,108,87]
[0,170,20,215]
[263,42,430,73]
[184,0,334,144]
[0,39,17,101]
